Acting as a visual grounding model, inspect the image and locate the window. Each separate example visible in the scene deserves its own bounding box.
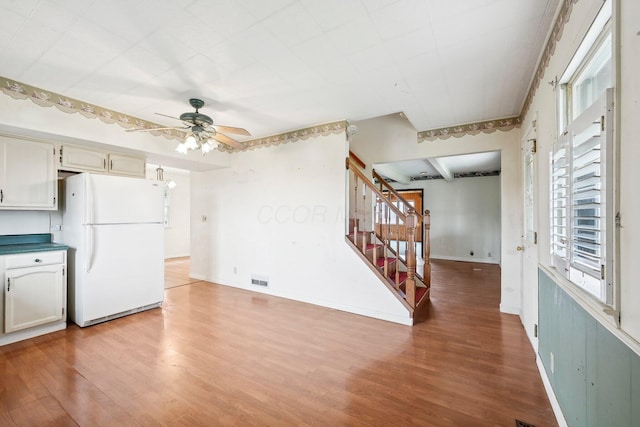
[551,1,613,304]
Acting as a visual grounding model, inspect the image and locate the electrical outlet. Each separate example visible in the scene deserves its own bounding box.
[488,252,491,257]
[550,352,555,374]
[201,215,207,222]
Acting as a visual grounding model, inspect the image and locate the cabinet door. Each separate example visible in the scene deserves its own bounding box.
[4,264,64,333]
[0,136,57,209]
[108,153,145,177]
[60,145,108,172]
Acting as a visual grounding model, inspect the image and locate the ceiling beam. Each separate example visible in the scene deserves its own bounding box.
[373,164,411,185]
[427,157,454,182]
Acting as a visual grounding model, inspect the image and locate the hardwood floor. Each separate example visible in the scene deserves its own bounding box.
[164,257,198,289]
[0,260,557,426]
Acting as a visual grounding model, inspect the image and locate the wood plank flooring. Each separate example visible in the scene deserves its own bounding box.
[0,259,557,426]
[164,257,198,289]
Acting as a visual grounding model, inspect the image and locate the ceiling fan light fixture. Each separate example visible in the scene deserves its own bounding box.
[200,141,213,154]
[184,134,198,150]
[175,142,188,154]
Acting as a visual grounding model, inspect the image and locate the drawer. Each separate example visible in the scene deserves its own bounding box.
[6,251,65,269]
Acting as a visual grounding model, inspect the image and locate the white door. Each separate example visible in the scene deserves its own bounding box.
[108,153,145,177]
[5,264,64,333]
[0,136,56,209]
[81,223,164,323]
[521,117,539,347]
[61,145,108,172]
[86,174,164,224]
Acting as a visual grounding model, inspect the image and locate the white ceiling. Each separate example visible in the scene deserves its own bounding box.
[0,0,560,142]
[375,150,502,182]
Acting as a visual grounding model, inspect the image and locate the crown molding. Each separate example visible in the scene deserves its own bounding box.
[1,75,348,153]
[0,75,184,141]
[520,0,579,120]
[417,0,578,143]
[417,116,521,143]
[221,120,347,153]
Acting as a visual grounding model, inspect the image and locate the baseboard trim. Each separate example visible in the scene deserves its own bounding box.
[536,355,567,427]
[499,303,520,315]
[431,255,500,264]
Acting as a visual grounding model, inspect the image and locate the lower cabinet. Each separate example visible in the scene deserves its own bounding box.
[3,251,66,334]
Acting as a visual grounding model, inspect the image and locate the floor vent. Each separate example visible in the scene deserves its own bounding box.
[515,420,535,427]
[251,274,269,287]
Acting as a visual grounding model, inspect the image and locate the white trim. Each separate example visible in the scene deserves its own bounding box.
[0,321,66,346]
[536,355,568,427]
[499,303,520,315]
[204,280,414,326]
[430,255,500,264]
[560,0,612,83]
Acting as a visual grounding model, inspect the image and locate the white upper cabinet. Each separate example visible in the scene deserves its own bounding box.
[108,153,145,177]
[60,145,108,173]
[0,136,57,210]
[60,145,145,178]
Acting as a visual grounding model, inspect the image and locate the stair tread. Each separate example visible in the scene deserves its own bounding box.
[392,271,408,283]
[415,287,428,302]
[365,243,382,250]
[376,257,397,267]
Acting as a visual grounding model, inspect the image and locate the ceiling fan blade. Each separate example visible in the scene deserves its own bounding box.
[126,126,189,133]
[212,124,251,136]
[214,133,244,149]
[155,113,183,122]
[155,112,196,127]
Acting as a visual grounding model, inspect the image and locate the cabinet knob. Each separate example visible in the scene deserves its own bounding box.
[34,258,42,263]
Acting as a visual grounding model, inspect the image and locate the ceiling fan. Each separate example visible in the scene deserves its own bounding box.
[127,98,250,152]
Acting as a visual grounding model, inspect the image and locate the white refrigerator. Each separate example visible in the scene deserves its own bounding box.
[61,173,165,327]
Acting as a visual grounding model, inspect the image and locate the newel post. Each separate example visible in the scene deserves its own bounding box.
[406,210,418,308]
[423,210,431,286]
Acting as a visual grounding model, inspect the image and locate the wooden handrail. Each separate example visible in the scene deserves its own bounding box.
[345,156,430,315]
[348,151,366,169]
[372,169,415,215]
[346,157,405,220]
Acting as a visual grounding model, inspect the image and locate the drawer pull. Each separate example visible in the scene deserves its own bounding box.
[34,258,42,263]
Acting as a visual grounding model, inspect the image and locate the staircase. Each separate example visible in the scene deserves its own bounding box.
[345,153,431,323]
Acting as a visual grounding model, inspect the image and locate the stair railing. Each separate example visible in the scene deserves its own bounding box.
[372,169,431,287]
[345,156,421,308]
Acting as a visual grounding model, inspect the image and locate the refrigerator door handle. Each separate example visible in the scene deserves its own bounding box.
[86,174,94,225]
[86,225,94,272]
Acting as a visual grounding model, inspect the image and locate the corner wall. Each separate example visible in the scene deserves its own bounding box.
[189,132,412,325]
[393,176,501,264]
[351,113,521,314]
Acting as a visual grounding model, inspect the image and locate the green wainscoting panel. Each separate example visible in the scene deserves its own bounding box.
[631,355,640,423]
[539,269,639,427]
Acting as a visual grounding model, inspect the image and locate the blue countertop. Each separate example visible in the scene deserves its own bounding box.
[0,234,68,255]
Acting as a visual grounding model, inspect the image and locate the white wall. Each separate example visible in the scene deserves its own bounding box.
[393,176,501,264]
[190,132,413,325]
[146,165,191,259]
[351,113,522,314]
[521,0,640,348]
[618,0,640,342]
[0,211,52,235]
